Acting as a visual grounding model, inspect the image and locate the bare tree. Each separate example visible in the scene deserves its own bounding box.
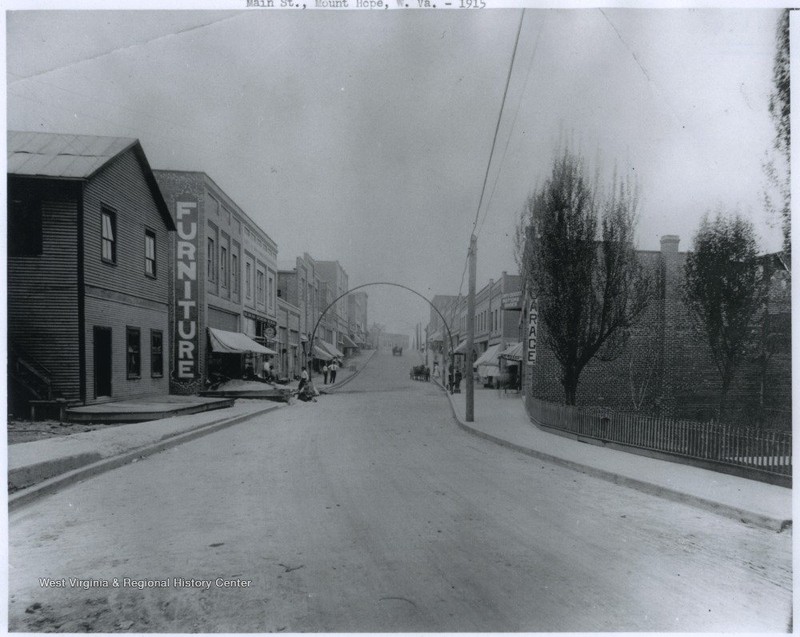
[683,212,768,418]
[518,150,652,405]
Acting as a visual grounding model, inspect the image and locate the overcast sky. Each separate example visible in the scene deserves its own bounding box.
[5,4,787,337]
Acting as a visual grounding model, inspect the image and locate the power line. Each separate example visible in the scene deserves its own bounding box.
[477,13,545,238]
[470,8,526,236]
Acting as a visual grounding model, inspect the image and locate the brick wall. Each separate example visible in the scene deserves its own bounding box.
[527,236,791,428]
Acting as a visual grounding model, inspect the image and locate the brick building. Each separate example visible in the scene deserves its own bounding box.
[153,170,278,392]
[7,131,175,415]
[525,235,791,427]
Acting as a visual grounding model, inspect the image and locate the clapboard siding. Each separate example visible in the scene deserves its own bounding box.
[84,295,170,401]
[7,180,81,401]
[83,149,170,304]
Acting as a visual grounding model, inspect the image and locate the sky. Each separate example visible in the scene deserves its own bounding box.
[5,3,788,337]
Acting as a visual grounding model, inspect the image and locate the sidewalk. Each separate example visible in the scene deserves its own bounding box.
[444,385,792,532]
[8,350,375,508]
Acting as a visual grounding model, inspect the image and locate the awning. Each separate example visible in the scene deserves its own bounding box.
[499,342,522,362]
[318,339,344,359]
[352,334,364,345]
[342,334,359,349]
[429,330,443,342]
[473,343,502,368]
[312,345,333,361]
[208,328,277,355]
[453,340,468,354]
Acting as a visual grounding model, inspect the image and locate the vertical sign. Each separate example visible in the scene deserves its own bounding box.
[175,199,199,378]
[527,306,538,364]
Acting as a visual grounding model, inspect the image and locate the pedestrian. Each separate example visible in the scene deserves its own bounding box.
[263,359,271,382]
[323,362,329,384]
[329,359,338,384]
[298,366,309,392]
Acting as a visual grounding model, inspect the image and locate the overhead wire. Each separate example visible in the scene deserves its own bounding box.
[477,13,545,238]
[470,8,526,237]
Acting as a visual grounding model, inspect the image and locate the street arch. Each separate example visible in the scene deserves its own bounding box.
[308,282,455,364]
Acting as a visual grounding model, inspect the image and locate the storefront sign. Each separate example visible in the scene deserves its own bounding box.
[501,292,522,310]
[527,307,538,364]
[175,198,199,378]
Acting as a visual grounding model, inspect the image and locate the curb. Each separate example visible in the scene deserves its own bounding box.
[440,386,791,533]
[9,403,284,511]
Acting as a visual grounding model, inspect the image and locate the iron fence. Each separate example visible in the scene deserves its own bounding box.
[527,396,792,482]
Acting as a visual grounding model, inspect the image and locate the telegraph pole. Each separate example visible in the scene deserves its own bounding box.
[466,235,476,422]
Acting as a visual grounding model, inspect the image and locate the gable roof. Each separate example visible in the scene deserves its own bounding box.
[8,131,174,230]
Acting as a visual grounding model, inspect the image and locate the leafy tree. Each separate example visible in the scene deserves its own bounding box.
[764,9,790,260]
[683,212,768,418]
[516,150,652,405]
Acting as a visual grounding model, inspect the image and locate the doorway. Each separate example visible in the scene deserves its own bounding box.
[93,326,112,398]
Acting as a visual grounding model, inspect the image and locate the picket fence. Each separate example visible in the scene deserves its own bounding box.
[526,396,792,485]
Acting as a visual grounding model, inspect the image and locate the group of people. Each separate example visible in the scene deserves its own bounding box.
[295,358,343,402]
[321,360,341,385]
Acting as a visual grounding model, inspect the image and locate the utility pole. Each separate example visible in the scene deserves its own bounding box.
[466,235,476,422]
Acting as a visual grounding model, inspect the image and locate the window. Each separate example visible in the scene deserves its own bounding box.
[246,262,252,298]
[8,190,42,256]
[207,237,216,281]
[257,270,265,306]
[145,230,156,277]
[151,330,163,378]
[102,208,116,263]
[220,246,228,287]
[126,327,141,379]
[232,253,239,295]
[268,274,275,311]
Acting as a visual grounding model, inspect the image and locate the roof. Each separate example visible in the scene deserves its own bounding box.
[8,131,139,179]
[8,131,174,231]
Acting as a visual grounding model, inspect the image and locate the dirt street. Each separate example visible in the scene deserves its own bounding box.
[8,351,793,632]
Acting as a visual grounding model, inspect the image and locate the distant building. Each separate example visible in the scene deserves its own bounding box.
[347,290,369,350]
[316,260,349,354]
[7,131,175,415]
[154,170,278,392]
[278,253,343,372]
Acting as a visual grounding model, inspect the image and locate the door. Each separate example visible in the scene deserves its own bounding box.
[93,326,112,398]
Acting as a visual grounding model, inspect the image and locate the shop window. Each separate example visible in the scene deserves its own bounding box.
[145,230,156,277]
[151,330,163,378]
[126,327,141,379]
[102,208,116,264]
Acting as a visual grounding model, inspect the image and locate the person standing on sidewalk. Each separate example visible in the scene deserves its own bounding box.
[298,366,309,392]
[329,360,338,384]
[322,363,329,384]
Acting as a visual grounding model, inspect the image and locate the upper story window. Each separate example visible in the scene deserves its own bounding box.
[232,252,239,296]
[101,208,116,264]
[145,230,156,277]
[220,246,228,288]
[207,237,216,282]
[257,270,265,306]
[8,189,42,257]
[246,262,252,299]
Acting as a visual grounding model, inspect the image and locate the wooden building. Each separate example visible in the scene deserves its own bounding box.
[7,131,176,416]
